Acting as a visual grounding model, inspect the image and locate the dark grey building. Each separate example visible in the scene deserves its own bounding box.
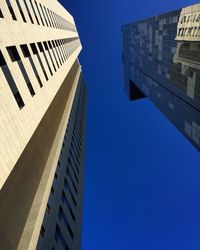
[36,75,87,250]
[122,3,200,150]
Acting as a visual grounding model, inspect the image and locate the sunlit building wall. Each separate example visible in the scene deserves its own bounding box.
[0,1,86,249]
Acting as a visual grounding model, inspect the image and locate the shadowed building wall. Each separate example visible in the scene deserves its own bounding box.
[122,3,200,150]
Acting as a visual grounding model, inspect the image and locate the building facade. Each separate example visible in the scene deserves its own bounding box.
[122,3,200,150]
[0,1,86,250]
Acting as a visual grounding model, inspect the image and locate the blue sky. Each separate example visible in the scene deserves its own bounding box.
[60,1,200,249]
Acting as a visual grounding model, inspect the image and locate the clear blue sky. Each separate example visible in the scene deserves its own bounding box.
[60,1,200,249]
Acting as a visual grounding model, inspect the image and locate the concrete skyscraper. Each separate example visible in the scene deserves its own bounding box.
[122,3,200,150]
[0,1,86,250]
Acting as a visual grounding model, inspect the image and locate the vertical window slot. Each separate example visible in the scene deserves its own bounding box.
[0,50,24,108]
[6,0,17,21]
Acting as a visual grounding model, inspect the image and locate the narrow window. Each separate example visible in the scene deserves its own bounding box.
[6,0,17,21]
[52,40,62,66]
[53,12,58,29]
[61,188,76,221]
[37,42,44,52]
[40,225,45,238]
[0,50,24,109]
[58,205,74,239]
[48,41,59,68]
[54,172,58,180]
[48,9,54,28]
[7,46,35,96]
[16,0,26,22]
[30,43,38,55]
[43,41,57,72]
[37,42,53,76]
[0,9,4,18]
[39,4,48,26]
[23,0,34,24]
[56,40,64,64]
[51,186,54,194]
[29,0,40,25]
[54,224,69,250]
[20,44,43,88]
[7,46,21,62]
[44,6,52,27]
[46,204,50,214]
[34,0,44,26]
[20,44,30,58]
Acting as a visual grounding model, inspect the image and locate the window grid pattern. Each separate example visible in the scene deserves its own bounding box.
[0,36,80,109]
[36,78,87,250]
[0,0,76,32]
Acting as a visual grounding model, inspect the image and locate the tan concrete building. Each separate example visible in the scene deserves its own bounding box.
[0,1,87,249]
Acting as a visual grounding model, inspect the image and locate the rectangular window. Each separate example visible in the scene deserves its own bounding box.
[43,42,57,72]
[37,42,44,52]
[0,9,4,18]
[48,9,54,28]
[18,61,35,96]
[54,224,69,250]
[44,6,52,27]
[29,0,40,25]
[61,189,76,221]
[46,204,50,214]
[64,176,77,207]
[30,43,38,55]
[0,50,24,109]
[0,51,6,66]
[20,44,31,58]
[58,205,74,239]
[51,186,54,194]
[23,0,34,24]
[34,0,44,26]
[6,0,17,21]
[39,4,48,26]
[16,0,26,22]
[7,46,35,96]
[38,43,53,76]
[20,44,43,88]
[7,46,21,62]
[30,43,48,81]
[52,40,62,65]
[43,41,48,51]
[40,225,45,238]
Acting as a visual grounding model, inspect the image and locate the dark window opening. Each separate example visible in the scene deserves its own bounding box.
[48,41,52,49]
[39,4,48,27]
[29,0,40,25]
[37,42,44,52]
[0,54,25,109]
[40,225,45,238]
[0,9,4,18]
[43,41,48,51]
[54,224,69,250]
[55,172,58,179]
[17,61,35,96]
[23,0,34,24]
[16,0,26,22]
[30,43,38,55]
[68,225,74,239]
[46,204,50,214]
[6,0,17,21]
[7,46,21,62]
[20,44,31,58]
[51,186,55,194]
[0,51,6,66]
[34,0,44,26]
